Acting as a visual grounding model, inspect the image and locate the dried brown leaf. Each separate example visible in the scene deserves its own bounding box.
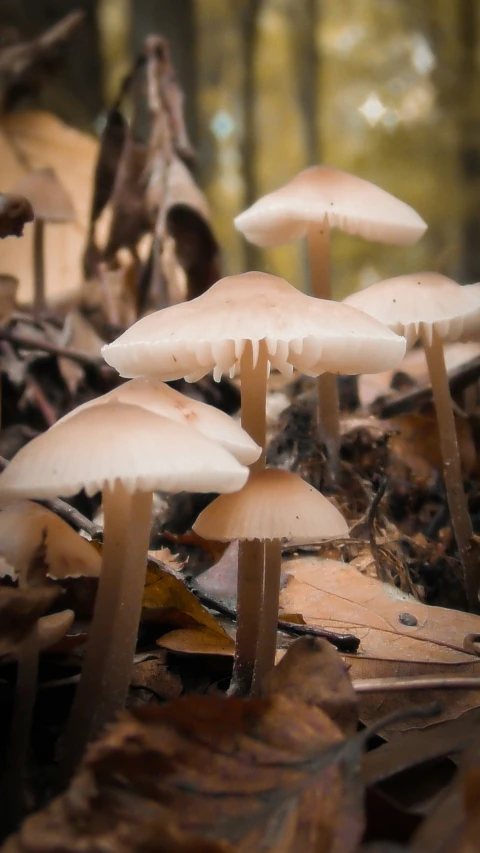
[5,638,364,853]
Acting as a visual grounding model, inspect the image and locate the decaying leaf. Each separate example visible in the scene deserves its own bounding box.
[4,638,365,853]
[143,560,231,643]
[57,310,105,395]
[157,625,234,656]
[280,557,480,732]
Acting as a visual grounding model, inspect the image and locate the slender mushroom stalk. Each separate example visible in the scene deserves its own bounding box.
[60,484,153,777]
[32,220,45,315]
[229,339,268,694]
[422,328,478,608]
[252,538,282,694]
[307,222,341,477]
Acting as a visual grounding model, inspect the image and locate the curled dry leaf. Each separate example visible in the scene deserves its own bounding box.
[280,557,480,733]
[4,638,365,853]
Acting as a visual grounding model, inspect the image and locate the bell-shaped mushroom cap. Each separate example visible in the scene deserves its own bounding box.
[56,377,261,466]
[344,272,480,348]
[193,468,349,544]
[11,167,76,223]
[102,271,406,381]
[0,501,101,579]
[0,402,249,503]
[234,166,427,248]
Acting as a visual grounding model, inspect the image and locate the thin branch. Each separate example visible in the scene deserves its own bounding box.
[0,327,107,369]
[353,675,480,693]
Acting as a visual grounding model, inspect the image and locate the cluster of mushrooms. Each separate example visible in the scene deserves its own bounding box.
[1,165,480,786]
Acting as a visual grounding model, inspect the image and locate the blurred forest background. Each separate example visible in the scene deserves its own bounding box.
[1,0,480,299]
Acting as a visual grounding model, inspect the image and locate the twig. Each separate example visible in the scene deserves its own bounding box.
[367,477,388,580]
[353,675,480,693]
[190,586,360,653]
[0,327,107,369]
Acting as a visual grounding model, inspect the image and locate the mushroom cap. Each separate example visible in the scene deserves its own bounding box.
[0,501,101,579]
[56,377,261,466]
[343,273,480,348]
[102,271,406,381]
[0,402,249,502]
[234,166,427,248]
[11,167,76,223]
[193,468,349,543]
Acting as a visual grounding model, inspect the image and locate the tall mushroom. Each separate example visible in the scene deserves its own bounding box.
[234,166,426,470]
[11,168,75,313]
[344,272,480,608]
[102,271,406,692]
[0,402,248,776]
[193,468,348,693]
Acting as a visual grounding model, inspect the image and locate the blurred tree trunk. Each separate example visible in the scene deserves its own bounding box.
[130,0,197,146]
[238,0,262,270]
[457,0,480,281]
[0,0,103,124]
[289,0,320,165]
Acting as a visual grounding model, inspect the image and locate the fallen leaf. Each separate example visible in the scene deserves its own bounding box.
[280,557,480,733]
[57,310,105,394]
[157,625,234,656]
[4,638,365,853]
[143,560,231,643]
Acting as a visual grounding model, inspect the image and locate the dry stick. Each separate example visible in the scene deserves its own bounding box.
[354,675,480,693]
[229,341,268,695]
[0,327,106,368]
[307,224,341,478]
[32,220,45,315]
[59,485,153,782]
[422,328,478,610]
[252,539,282,695]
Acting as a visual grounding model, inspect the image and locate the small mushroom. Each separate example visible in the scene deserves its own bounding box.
[234,166,426,467]
[57,376,261,466]
[11,168,76,313]
[345,272,480,608]
[193,468,349,694]
[0,402,248,777]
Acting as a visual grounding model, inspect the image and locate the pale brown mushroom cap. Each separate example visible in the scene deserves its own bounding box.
[0,501,101,579]
[234,166,427,248]
[0,402,249,502]
[102,271,406,381]
[193,468,349,543]
[11,167,75,223]
[56,377,261,466]
[344,272,480,348]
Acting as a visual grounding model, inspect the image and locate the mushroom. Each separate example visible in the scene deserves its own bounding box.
[234,166,426,468]
[0,402,248,776]
[102,271,405,691]
[11,168,75,313]
[344,272,480,608]
[56,376,261,466]
[193,468,349,693]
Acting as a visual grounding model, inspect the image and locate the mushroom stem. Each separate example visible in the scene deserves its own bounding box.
[252,538,282,695]
[239,339,268,471]
[422,328,478,609]
[32,220,45,314]
[307,221,331,300]
[59,483,153,780]
[229,539,265,696]
[316,372,341,479]
[306,223,341,476]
